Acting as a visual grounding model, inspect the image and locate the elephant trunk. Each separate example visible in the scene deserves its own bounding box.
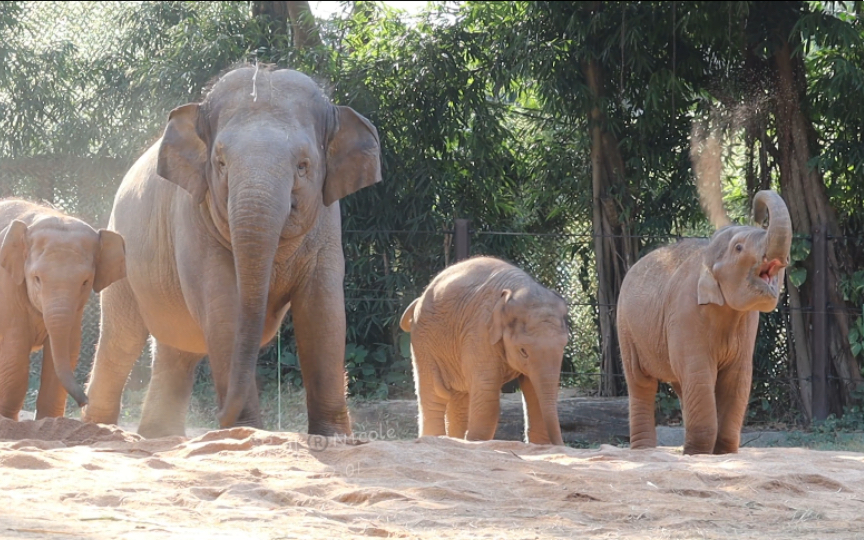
[42,298,87,407]
[218,182,291,429]
[753,190,792,266]
[530,364,564,446]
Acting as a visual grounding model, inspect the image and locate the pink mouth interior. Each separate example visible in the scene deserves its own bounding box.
[759,259,783,283]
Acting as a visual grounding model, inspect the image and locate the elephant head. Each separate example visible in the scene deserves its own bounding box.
[490,287,569,445]
[0,217,126,407]
[155,67,381,428]
[697,190,792,312]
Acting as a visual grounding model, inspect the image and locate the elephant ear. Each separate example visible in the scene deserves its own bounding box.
[94,229,127,293]
[0,220,28,285]
[697,263,725,306]
[489,289,513,345]
[323,106,382,207]
[156,103,209,205]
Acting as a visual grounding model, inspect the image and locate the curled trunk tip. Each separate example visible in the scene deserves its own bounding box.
[752,190,793,263]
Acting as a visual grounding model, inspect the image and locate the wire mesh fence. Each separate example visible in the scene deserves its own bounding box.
[2,159,863,427]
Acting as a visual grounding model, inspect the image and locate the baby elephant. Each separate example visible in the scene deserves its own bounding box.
[0,199,126,420]
[400,256,569,445]
[617,190,791,455]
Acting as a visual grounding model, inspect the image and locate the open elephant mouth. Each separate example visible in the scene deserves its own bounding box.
[756,258,785,294]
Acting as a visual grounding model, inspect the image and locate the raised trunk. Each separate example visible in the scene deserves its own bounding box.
[752,190,792,261]
[772,39,860,416]
[584,58,640,397]
[217,186,290,428]
[43,301,87,407]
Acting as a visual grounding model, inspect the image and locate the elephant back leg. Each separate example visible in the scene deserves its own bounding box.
[137,341,202,438]
[621,336,658,449]
[411,349,449,437]
[445,392,469,439]
[84,279,149,425]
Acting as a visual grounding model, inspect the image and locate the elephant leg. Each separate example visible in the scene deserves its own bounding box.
[36,337,70,419]
[713,361,753,454]
[137,341,202,438]
[519,374,551,444]
[291,258,352,437]
[0,336,31,420]
[466,383,501,441]
[678,357,719,455]
[621,341,658,449]
[445,392,469,439]
[85,280,149,425]
[413,353,448,437]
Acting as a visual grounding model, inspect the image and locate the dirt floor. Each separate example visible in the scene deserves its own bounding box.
[2,417,864,539]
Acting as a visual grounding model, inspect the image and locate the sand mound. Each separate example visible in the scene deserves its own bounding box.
[1,419,863,539]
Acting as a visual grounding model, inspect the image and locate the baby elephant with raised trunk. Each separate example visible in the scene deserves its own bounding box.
[617,190,791,455]
[0,199,126,420]
[400,256,569,445]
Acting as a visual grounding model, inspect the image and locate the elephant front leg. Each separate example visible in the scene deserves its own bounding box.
[713,361,753,454]
[678,357,719,455]
[0,335,31,420]
[137,342,202,438]
[291,262,352,437]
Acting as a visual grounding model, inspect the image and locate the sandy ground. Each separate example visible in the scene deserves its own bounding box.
[2,418,864,539]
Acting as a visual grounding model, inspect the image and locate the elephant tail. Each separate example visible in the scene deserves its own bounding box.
[399,298,419,332]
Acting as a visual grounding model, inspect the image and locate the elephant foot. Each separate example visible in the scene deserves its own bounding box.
[629,440,657,450]
[712,437,740,454]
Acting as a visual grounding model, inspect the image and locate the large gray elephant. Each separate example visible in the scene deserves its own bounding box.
[617,189,791,455]
[83,66,381,438]
[400,256,569,445]
[0,199,125,420]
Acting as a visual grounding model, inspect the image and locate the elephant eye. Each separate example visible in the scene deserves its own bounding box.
[34,276,41,286]
[297,160,309,178]
[519,348,529,358]
[735,244,743,252]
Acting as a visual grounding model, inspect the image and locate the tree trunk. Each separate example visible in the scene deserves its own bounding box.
[583,59,640,397]
[252,1,322,49]
[772,39,860,417]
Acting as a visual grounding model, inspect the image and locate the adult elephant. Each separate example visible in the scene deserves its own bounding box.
[617,189,791,455]
[83,66,381,438]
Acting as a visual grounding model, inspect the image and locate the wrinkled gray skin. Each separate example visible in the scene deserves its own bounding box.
[83,67,381,438]
[400,256,569,445]
[0,199,125,420]
[617,190,792,455]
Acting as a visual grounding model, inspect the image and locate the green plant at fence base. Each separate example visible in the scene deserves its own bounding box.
[655,383,682,425]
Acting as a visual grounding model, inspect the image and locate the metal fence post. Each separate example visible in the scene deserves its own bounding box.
[454,219,471,262]
[812,225,829,421]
